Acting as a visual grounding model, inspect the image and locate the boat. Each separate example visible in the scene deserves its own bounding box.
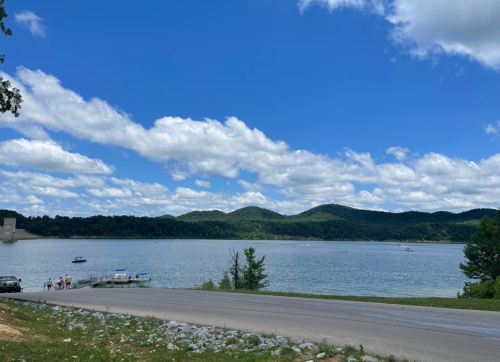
[154,240,159,243]
[72,256,87,263]
[130,272,152,283]
[404,247,413,252]
[106,269,132,284]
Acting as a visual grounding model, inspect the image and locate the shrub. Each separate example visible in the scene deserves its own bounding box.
[460,280,496,299]
[494,277,500,299]
[200,279,216,290]
[218,272,232,290]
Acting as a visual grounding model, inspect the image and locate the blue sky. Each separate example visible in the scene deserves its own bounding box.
[1,0,500,217]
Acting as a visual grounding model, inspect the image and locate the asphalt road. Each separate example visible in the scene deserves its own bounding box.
[3,289,500,362]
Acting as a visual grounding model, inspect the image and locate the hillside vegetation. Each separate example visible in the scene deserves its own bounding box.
[1,204,497,242]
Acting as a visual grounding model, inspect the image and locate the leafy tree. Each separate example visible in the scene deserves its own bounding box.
[460,212,500,282]
[0,0,22,117]
[240,247,269,290]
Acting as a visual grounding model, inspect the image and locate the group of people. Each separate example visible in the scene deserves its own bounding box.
[44,274,72,291]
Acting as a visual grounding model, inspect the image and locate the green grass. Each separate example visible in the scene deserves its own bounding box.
[200,289,500,312]
[0,300,294,362]
[0,300,415,362]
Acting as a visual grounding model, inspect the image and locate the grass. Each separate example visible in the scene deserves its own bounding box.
[0,300,414,362]
[199,289,500,312]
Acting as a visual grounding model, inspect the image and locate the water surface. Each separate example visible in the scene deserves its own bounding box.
[0,239,468,297]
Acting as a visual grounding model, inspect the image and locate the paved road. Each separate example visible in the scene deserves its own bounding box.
[3,289,500,362]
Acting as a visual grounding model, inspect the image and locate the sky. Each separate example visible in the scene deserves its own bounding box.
[1,0,500,217]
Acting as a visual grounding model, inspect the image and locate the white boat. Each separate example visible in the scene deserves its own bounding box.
[404,247,413,252]
[106,269,132,284]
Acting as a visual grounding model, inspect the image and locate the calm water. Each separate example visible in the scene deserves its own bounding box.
[0,239,469,297]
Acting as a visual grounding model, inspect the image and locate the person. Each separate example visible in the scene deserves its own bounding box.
[57,277,64,290]
[47,278,53,291]
[65,274,72,289]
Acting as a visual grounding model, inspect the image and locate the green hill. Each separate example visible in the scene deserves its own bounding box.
[1,204,497,242]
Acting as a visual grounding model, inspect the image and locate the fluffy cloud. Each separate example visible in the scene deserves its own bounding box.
[15,11,46,38]
[0,170,106,188]
[0,139,114,174]
[3,68,500,215]
[386,146,410,161]
[485,121,500,135]
[195,180,211,188]
[300,0,500,69]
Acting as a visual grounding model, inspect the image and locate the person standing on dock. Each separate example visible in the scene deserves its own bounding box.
[47,278,52,291]
[65,274,72,289]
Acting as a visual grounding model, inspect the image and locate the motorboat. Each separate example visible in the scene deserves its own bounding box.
[404,247,413,252]
[130,272,152,283]
[106,269,132,284]
[72,256,87,263]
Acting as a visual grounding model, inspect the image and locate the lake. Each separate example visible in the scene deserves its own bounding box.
[0,239,469,297]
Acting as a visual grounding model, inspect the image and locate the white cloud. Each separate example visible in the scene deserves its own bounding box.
[0,139,114,174]
[485,121,500,135]
[237,180,263,192]
[195,180,211,188]
[110,178,169,195]
[0,170,106,188]
[3,68,500,214]
[386,146,410,161]
[298,0,366,13]
[300,0,500,70]
[87,187,133,198]
[388,0,500,69]
[15,11,46,38]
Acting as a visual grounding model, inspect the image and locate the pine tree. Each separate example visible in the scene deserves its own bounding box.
[460,211,500,282]
[240,247,269,290]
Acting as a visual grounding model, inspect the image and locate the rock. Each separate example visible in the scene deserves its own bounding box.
[362,357,379,362]
[291,346,301,353]
[316,352,326,359]
[347,357,358,362]
[188,343,199,351]
[63,338,71,343]
[299,342,316,350]
[271,348,282,356]
[93,312,105,320]
[167,343,179,351]
[290,337,304,344]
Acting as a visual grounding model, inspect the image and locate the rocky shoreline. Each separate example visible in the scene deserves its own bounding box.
[9,300,394,362]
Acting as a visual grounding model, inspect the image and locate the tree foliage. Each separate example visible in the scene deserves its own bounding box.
[0,0,22,117]
[240,247,269,290]
[225,247,269,290]
[0,207,496,242]
[460,212,500,282]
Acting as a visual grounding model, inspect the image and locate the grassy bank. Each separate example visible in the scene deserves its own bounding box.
[199,289,500,312]
[0,299,412,362]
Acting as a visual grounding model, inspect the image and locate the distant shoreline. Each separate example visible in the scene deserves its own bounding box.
[14,236,468,244]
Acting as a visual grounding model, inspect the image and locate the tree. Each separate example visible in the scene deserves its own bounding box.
[240,247,269,290]
[0,0,22,117]
[460,212,500,282]
[229,248,242,290]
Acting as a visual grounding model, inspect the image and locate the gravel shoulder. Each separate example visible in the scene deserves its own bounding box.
[3,288,500,362]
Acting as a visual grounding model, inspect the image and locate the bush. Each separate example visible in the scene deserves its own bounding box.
[460,280,496,299]
[218,272,232,290]
[200,279,216,290]
[495,277,500,299]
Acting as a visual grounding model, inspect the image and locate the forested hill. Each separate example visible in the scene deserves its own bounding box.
[1,205,497,242]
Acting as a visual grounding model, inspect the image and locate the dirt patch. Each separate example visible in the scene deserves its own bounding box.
[0,323,23,337]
